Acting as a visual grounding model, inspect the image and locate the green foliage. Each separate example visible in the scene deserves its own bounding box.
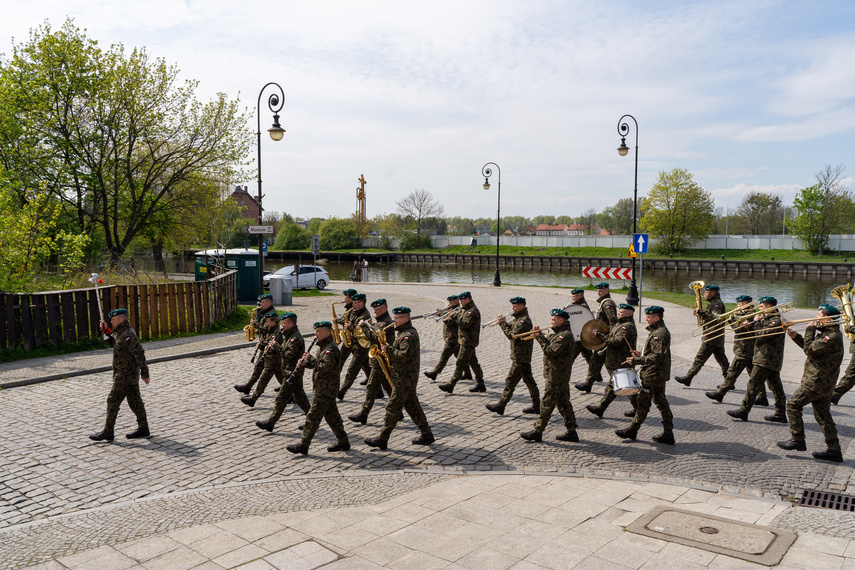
[319,217,356,250]
[274,223,311,250]
[734,191,784,235]
[788,165,855,254]
[640,168,714,254]
[599,198,636,235]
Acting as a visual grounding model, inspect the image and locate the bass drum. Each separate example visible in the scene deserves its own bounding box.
[565,305,594,343]
[611,368,641,396]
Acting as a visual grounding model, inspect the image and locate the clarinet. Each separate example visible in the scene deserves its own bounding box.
[254,325,287,368]
[285,337,318,385]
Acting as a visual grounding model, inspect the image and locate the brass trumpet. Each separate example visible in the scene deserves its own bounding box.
[482,315,513,328]
[435,306,462,322]
[704,302,797,341]
[512,325,555,340]
[734,315,849,340]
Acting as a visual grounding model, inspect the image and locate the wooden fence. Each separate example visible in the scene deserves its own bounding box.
[1,270,238,351]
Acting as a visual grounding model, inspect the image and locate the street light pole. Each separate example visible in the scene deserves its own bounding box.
[256,82,286,296]
[617,114,639,306]
[482,162,501,286]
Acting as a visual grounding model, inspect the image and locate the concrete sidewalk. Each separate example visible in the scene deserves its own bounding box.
[21,472,854,569]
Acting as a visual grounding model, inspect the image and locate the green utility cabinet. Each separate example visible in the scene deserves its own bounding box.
[195,248,261,303]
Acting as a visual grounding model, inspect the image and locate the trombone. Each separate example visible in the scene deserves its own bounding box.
[690,300,761,337]
[703,303,797,341]
[734,315,849,340]
[512,325,555,340]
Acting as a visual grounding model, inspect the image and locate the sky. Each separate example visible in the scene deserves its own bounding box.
[2,1,855,222]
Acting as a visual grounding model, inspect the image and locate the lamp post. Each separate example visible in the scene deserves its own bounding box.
[256,82,286,295]
[617,114,639,306]
[482,162,501,286]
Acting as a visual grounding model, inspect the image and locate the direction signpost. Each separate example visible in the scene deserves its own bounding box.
[246,225,274,235]
[633,233,649,319]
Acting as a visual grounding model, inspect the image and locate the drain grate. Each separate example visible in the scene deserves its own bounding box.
[800,489,855,512]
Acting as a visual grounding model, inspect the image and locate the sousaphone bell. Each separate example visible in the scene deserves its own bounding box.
[580,319,609,350]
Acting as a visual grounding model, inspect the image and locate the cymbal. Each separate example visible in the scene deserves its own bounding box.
[580,319,609,350]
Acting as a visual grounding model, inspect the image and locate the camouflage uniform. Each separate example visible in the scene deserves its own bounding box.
[428,309,471,378]
[569,297,593,367]
[582,294,618,388]
[496,308,540,408]
[449,301,484,388]
[378,320,433,442]
[102,320,150,434]
[263,327,311,426]
[241,324,284,393]
[714,313,764,399]
[684,294,729,380]
[251,303,277,337]
[339,305,372,397]
[301,337,349,450]
[245,326,287,405]
[594,316,638,412]
[831,325,855,403]
[629,319,673,432]
[737,311,788,416]
[357,312,396,418]
[533,322,577,434]
[786,324,844,449]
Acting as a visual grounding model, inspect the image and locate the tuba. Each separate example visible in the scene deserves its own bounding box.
[832,285,855,342]
[690,280,705,327]
[244,306,258,341]
[369,322,396,386]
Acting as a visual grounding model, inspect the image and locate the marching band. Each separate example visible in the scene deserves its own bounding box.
[234,283,852,462]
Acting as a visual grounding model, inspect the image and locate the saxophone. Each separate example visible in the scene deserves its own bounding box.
[369,322,396,386]
[832,285,855,342]
[331,302,344,344]
[244,306,258,341]
[341,307,354,348]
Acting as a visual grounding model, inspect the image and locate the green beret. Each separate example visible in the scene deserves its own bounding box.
[759,296,777,306]
[704,284,719,291]
[619,303,635,311]
[343,289,357,296]
[551,308,569,319]
[263,312,280,321]
[351,293,366,301]
[108,308,128,318]
[571,289,584,294]
[392,306,411,314]
[818,304,841,316]
[313,321,332,329]
[595,282,609,289]
[258,293,273,301]
[645,306,664,315]
[735,295,752,303]
[459,291,472,299]
[446,294,459,301]
[370,298,387,308]
[280,312,297,320]
[509,297,526,305]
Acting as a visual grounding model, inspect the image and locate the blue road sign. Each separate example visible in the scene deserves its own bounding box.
[634,233,649,254]
[262,241,268,254]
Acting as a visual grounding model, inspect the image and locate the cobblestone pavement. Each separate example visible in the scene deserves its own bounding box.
[3,282,855,566]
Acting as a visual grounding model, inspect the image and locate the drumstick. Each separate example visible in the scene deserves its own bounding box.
[624,337,634,351]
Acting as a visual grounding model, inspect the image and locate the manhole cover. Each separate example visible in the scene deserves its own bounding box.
[626,506,796,566]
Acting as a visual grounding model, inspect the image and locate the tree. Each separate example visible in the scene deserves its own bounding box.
[319,217,356,250]
[576,208,599,234]
[273,222,311,250]
[788,164,855,254]
[734,191,784,235]
[395,189,444,248]
[373,213,402,250]
[640,168,714,254]
[599,198,635,235]
[0,20,252,263]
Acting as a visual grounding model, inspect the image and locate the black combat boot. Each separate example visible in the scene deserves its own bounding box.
[574,382,591,393]
[585,404,604,418]
[520,430,542,442]
[234,383,251,394]
[286,443,308,455]
[652,431,675,445]
[364,437,388,450]
[705,391,724,403]
[469,384,486,393]
[556,430,579,442]
[328,440,351,452]
[756,393,770,406]
[615,427,638,440]
[89,430,114,442]
[240,396,255,408]
[623,409,636,418]
[255,420,274,432]
[812,449,844,462]
[126,427,150,439]
[413,433,436,445]
[439,383,454,393]
[777,439,806,451]
[726,409,749,421]
[522,405,540,414]
[764,413,787,423]
[674,375,692,387]
[486,403,505,415]
[348,412,368,425]
[424,370,437,380]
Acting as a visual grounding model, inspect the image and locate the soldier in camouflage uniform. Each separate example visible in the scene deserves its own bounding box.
[727,297,789,423]
[615,306,674,444]
[335,288,357,374]
[89,308,151,441]
[424,295,472,381]
[676,284,729,387]
[520,309,579,443]
[254,313,311,432]
[365,307,435,449]
[586,304,637,418]
[576,282,618,393]
[568,289,593,368]
[777,305,845,462]
[705,295,768,405]
[239,312,286,407]
[338,293,372,400]
[830,321,855,405]
[486,297,540,415]
[439,291,485,393]
[234,294,278,395]
[349,299,396,424]
[286,321,350,455]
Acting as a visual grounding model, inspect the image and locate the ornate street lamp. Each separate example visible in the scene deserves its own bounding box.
[617,114,640,306]
[482,162,501,287]
[256,82,286,295]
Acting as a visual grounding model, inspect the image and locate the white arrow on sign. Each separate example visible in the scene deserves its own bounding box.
[246,225,274,235]
[636,234,645,250]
